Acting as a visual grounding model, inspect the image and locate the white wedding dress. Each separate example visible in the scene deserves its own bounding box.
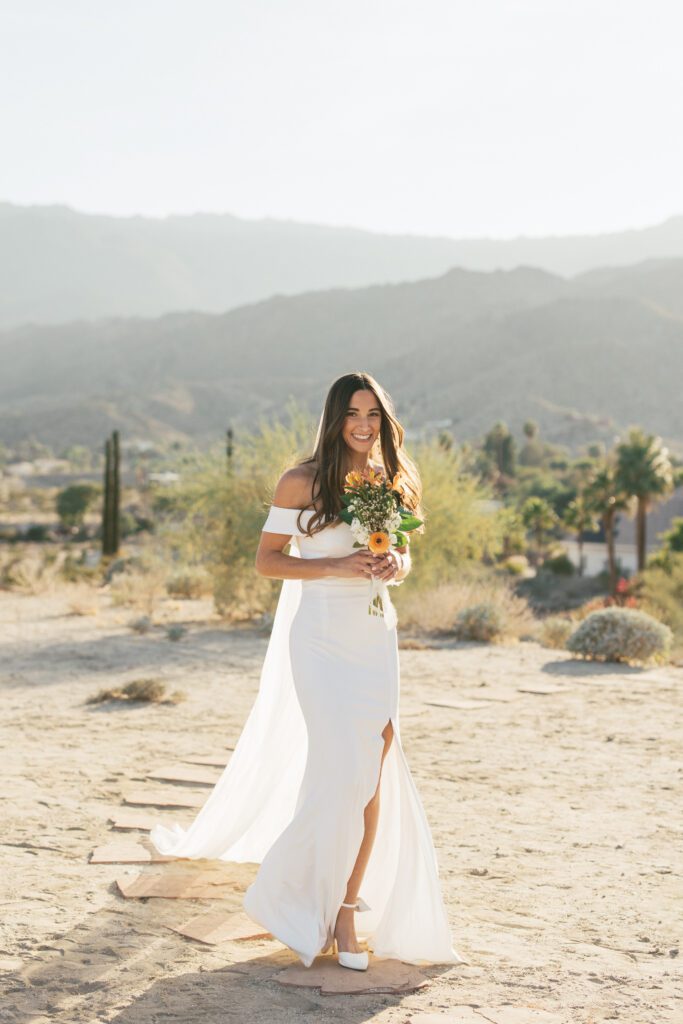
[150,505,464,967]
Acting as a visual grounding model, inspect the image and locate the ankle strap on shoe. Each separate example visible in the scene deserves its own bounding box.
[340,897,371,911]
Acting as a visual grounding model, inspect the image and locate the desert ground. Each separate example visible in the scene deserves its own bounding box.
[1,586,681,1024]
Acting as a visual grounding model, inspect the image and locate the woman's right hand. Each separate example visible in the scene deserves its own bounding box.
[328,550,377,579]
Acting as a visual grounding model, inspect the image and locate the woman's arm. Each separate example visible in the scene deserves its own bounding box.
[392,544,411,582]
[254,468,376,582]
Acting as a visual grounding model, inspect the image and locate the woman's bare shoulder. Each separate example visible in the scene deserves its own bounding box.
[272,464,317,510]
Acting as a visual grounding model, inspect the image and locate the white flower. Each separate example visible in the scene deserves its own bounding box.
[350,517,370,545]
[389,511,402,531]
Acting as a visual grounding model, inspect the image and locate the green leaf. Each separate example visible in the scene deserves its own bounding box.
[399,514,423,532]
[338,508,354,525]
[394,530,408,547]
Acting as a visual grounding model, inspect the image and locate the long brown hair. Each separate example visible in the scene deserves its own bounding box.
[295,371,423,536]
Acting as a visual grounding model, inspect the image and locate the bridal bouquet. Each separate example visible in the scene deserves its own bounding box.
[339,466,423,619]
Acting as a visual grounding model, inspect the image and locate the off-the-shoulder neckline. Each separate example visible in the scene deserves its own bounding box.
[270,504,316,515]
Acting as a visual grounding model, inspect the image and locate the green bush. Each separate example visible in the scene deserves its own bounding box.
[543,552,574,575]
[638,551,683,647]
[566,607,672,665]
[455,602,506,642]
[500,554,529,575]
[538,616,574,649]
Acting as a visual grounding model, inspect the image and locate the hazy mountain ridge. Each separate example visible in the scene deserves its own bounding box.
[2,258,682,453]
[2,200,683,328]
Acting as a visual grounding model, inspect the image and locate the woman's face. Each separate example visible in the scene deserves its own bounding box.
[341,389,382,456]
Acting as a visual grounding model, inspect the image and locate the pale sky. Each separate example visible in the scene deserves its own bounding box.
[1,0,682,238]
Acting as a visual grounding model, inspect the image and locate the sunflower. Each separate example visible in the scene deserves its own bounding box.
[368,531,391,553]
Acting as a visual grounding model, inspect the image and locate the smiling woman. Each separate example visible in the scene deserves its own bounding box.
[150,371,466,972]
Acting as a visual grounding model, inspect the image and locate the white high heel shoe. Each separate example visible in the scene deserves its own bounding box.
[334,898,371,971]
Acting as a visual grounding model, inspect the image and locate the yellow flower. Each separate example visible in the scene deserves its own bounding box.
[363,466,384,485]
[368,531,391,553]
[344,470,363,488]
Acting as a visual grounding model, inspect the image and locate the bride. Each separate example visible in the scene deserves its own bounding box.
[150,371,465,971]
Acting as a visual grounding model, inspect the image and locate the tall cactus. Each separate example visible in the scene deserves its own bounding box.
[102,429,121,556]
[226,425,234,474]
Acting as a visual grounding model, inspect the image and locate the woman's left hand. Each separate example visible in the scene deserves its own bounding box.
[370,549,402,581]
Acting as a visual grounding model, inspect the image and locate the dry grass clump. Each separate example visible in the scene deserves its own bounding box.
[109,563,168,616]
[0,548,67,594]
[537,615,575,650]
[394,571,535,642]
[86,678,186,704]
[166,569,212,599]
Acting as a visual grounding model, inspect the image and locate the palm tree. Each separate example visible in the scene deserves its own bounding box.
[562,494,599,576]
[520,496,558,567]
[616,428,675,571]
[585,465,631,595]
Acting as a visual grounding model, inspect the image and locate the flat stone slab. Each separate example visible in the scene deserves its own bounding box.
[481,1009,564,1023]
[408,1011,484,1024]
[170,909,272,944]
[461,691,516,703]
[276,954,429,994]
[115,870,242,899]
[182,755,230,767]
[123,788,206,808]
[147,764,222,785]
[425,699,484,711]
[90,840,176,863]
[516,684,570,696]
[411,1010,562,1024]
[108,808,191,831]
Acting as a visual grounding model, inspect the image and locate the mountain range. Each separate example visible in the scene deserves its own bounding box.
[1,256,682,455]
[3,200,683,328]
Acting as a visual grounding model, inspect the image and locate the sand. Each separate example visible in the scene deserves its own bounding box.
[1,587,680,1024]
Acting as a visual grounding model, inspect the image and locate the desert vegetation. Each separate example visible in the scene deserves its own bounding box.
[1,406,682,662]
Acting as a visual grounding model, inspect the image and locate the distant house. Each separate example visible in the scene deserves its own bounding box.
[4,461,35,477]
[149,471,180,485]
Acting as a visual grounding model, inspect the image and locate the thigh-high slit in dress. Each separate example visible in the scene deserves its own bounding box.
[150,505,465,967]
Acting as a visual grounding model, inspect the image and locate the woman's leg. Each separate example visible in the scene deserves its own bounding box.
[334,720,394,952]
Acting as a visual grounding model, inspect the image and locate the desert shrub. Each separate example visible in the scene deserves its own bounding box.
[0,548,66,593]
[638,551,683,650]
[538,616,574,649]
[166,568,212,599]
[56,483,99,528]
[456,602,506,642]
[566,607,672,665]
[393,566,535,640]
[166,624,187,642]
[405,440,507,591]
[543,552,574,575]
[87,678,185,704]
[153,401,317,620]
[24,524,50,542]
[130,615,152,633]
[109,556,168,616]
[500,554,529,575]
